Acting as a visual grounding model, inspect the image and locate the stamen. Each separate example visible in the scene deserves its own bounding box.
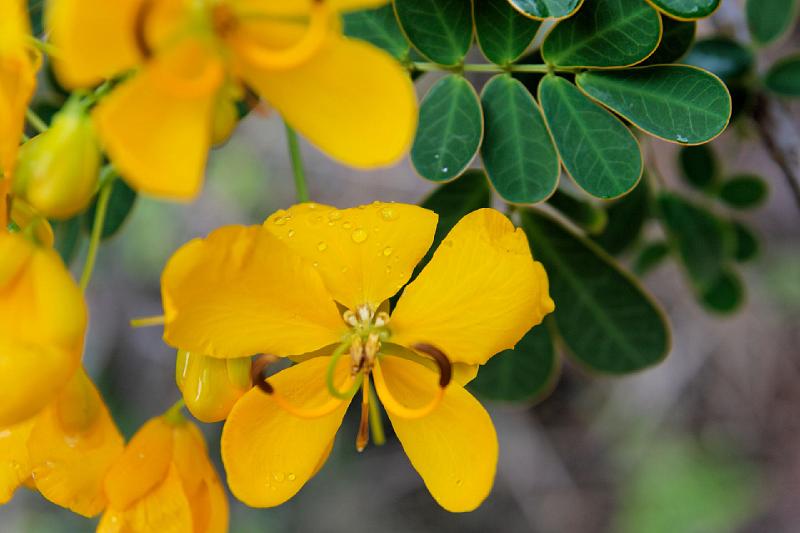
[129,315,166,328]
[133,0,155,58]
[356,377,370,452]
[411,343,453,388]
[326,340,362,399]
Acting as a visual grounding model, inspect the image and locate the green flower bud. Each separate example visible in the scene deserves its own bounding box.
[176,350,251,423]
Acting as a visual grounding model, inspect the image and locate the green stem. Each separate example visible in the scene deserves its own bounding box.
[163,398,186,425]
[368,383,386,447]
[26,36,59,58]
[25,108,48,133]
[79,176,113,291]
[284,122,310,203]
[410,62,565,74]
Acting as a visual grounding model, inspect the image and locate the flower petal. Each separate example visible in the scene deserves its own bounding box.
[93,41,222,200]
[221,356,352,507]
[375,356,498,512]
[28,369,124,517]
[241,34,416,168]
[391,209,555,365]
[265,202,437,310]
[46,0,143,88]
[163,224,345,358]
[0,418,34,504]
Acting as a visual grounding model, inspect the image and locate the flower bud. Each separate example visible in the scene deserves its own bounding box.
[14,101,101,219]
[211,95,239,146]
[176,350,251,423]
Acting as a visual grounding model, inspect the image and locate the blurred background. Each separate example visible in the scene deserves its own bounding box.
[2,1,800,532]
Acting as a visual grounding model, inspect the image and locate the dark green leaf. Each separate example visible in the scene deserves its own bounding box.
[522,210,670,374]
[764,55,800,97]
[731,221,759,263]
[84,178,137,240]
[701,269,744,314]
[646,0,720,19]
[577,66,731,144]
[343,4,410,61]
[746,0,798,45]
[481,74,559,204]
[469,322,557,402]
[506,0,582,19]
[684,37,754,82]
[542,0,661,68]
[592,176,650,254]
[474,0,540,65]
[51,216,83,266]
[679,144,718,190]
[411,75,483,182]
[718,174,768,209]
[657,193,727,290]
[28,0,44,35]
[393,0,472,66]
[539,75,642,199]
[547,189,608,234]
[643,16,696,65]
[634,241,670,275]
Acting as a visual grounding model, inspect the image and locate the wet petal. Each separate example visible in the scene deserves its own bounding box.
[0,418,34,504]
[265,202,437,310]
[162,224,345,358]
[391,209,555,365]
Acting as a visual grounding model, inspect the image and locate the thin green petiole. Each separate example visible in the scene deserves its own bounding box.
[284,122,310,203]
[163,398,186,425]
[79,173,114,291]
[25,108,48,133]
[368,383,386,447]
[409,62,566,74]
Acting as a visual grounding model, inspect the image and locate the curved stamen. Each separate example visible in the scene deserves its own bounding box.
[150,52,224,97]
[251,354,356,419]
[356,377,370,452]
[133,0,155,59]
[326,339,360,399]
[229,0,330,70]
[411,343,453,388]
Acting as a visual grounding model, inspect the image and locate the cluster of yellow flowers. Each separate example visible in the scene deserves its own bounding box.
[1,0,555,530]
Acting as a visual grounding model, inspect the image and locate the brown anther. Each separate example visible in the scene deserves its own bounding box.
[412,343,452,388]
[133,0,155,58]
[251,354,279,394]
[211,4,239,37]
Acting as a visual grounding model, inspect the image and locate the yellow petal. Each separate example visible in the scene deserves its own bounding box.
[330,0,389,10]
[241,33,416,168]
[376,356,498,512]
[391,209,555,365]
[264,202,437,310]
[93,41,222,200]
[104,417,174,511]
[46,0,143,88]
[0,233,86,427]
[0,51,36,175]
[162,224,344,358]
[28,369,124,517]
[221,356,352,507]
[0,418,34,504]
[98,465,193,533]
[380,343,478,386]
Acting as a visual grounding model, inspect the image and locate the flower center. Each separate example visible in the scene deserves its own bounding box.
[342,304,390,374]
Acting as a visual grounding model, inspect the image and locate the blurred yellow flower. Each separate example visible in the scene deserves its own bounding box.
[161,202,554,512]
[98,415,228,533]
[0,369,124,516]
[47,0,417,200]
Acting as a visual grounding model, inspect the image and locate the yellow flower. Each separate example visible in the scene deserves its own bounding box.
[176,350,251,423]
[0,368,124,516]
[47,0,416,200]
[0,231,86,428]
[161,202,554,512]
[98,415,228,533]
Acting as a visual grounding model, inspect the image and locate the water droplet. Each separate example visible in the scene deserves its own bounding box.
[328,210,342,222]
[270,485,277,491]
[312,261,319,268]
[455,479,463,486]
[287,229,295,238]
[434,154,440,159]
[341,266,349,273]
[380,207,398,221]
[317,241,327,252]
[442,167,449,173]
[351,229,368,243]
[382,247,393,257]
[137,452,145,459]
[343,221,353,230]
[287,473,296,481]
[372,200,381,205]
[273,472,285,482]
[385,266,392,274]
[273,216,287,226]
[308,203,317,209]
[675,134,688,143]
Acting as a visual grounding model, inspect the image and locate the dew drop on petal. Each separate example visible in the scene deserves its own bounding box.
[317,241,327,252]
[312,261,319,268]
[382,247,393,257]
[351,229,368,243]
[343,221,353,230]
[287,473,296,481]
[328,210,342,221]
[287,229,295,238]
[273,472,285,482]
[380,207,398,221]
[273,217,286,226]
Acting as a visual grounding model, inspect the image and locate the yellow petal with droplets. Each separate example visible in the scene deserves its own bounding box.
[264,202,437,310]
[391,209,555,365]
[162,224,345,358]
[0,418,34,504]
[376,356,498,512]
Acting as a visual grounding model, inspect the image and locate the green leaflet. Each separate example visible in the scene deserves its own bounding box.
[634,241,670,275]
[746,0,798,45]
[679,144,718,191]
[730,221,759,263]
[718,174,769,209]
[643,16,696,65]
[343,4,410,61]
[481,74,559,204]
[645,0,720,19]
[469,322,557,402]
[393,0,473,66]
[592,176,650,255]
[684,37,754,82]
[542,0,661,68]
[506,0,582,19]
[701,268,744,314]
[538,75,642,199]
[411,75,483,182]
[474,0,541,65]
[522,209,670,374]
[765,55,800,97]
[52,216,83,265]
[547,189,608,235]
[577,66,731,144]
[84,178,138,240]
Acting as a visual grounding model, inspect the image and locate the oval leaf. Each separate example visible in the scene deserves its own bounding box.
[542,0,661,68]
[469,323,557,402]
[507,0,582,20]
[746,0,798,45]
[646,0,719,19]
[684,37,754,82]
[343,4,410,61]
[679,144,718,191]
[643,16,696,65]
[634,241,670,275]
[393,0,473,66]
[547,189,608,235]
[701,268,744,314]
[765,55,800,97]
[481,74,559,203]
[592,176,650,254]
[577,66,731,144]
[718,174,768,209]
[84,178,137,240]
[731,221,759,263]
[474,0,541,65]
[411,75,483,182]
[539,75,642,199]
[522,209,670,374]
